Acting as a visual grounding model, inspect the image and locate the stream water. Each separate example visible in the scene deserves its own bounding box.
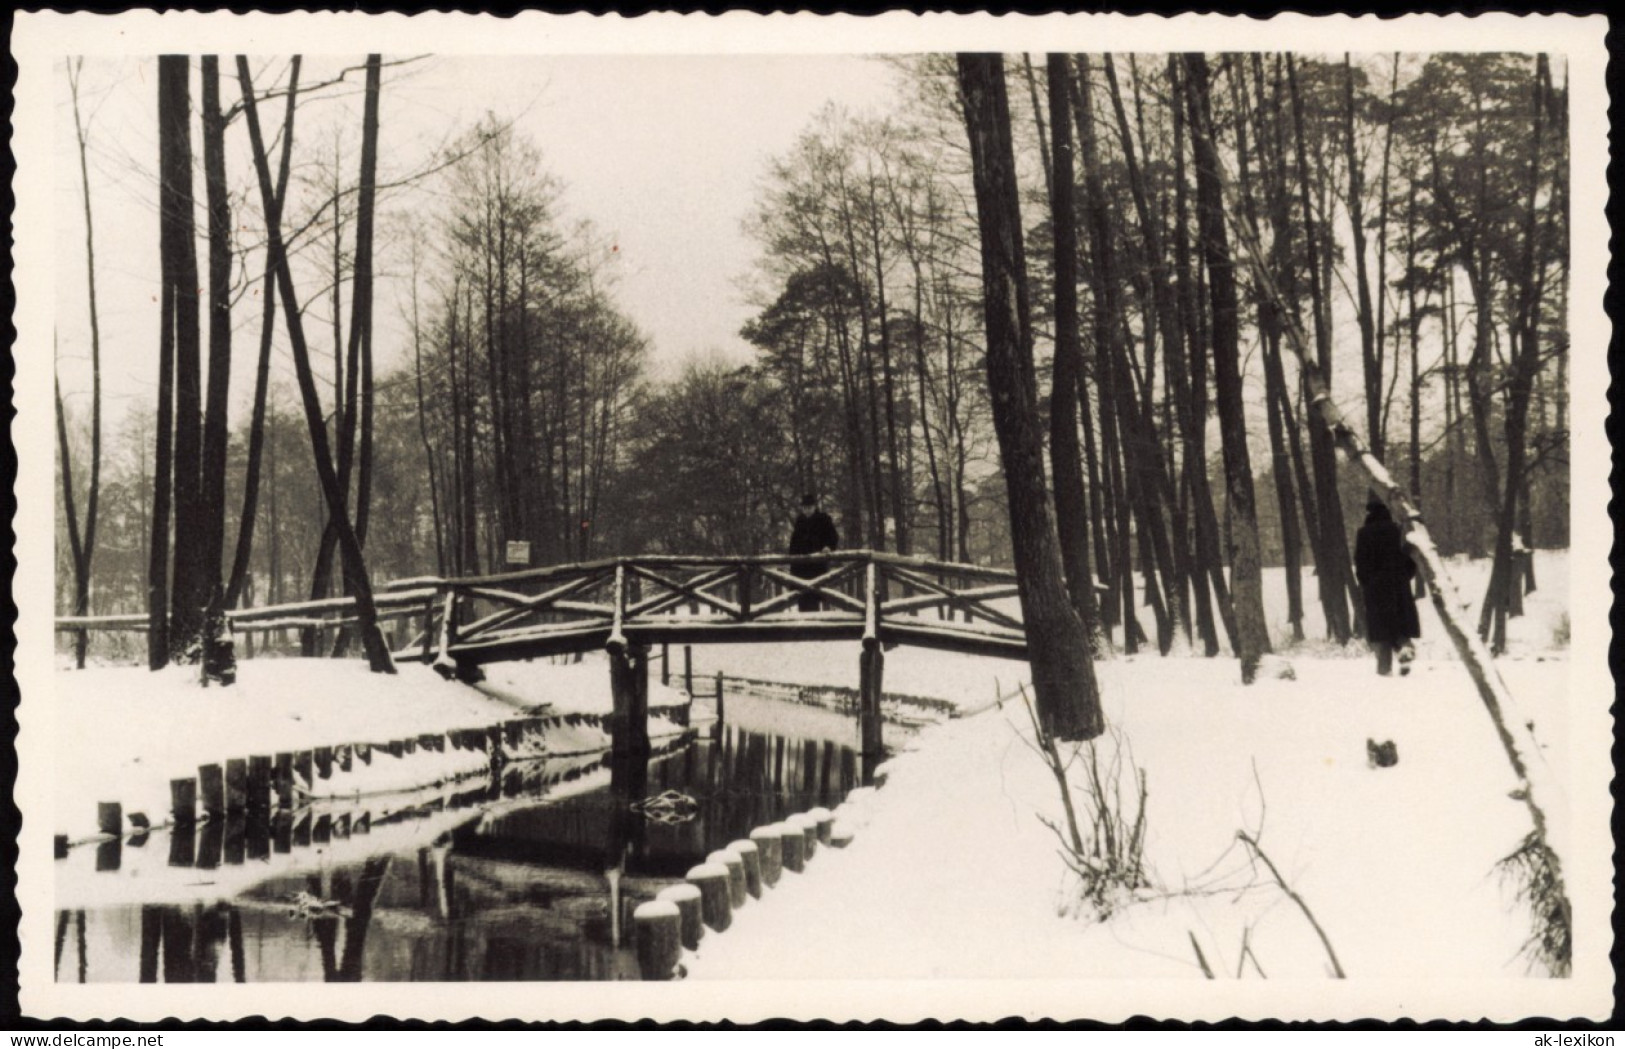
[53,710,870,983]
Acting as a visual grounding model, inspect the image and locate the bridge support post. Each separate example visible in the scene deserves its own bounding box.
[859,639,884,785]
[608,642,651,760]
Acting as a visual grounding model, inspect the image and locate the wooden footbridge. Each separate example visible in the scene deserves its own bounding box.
[58,551,1028,778]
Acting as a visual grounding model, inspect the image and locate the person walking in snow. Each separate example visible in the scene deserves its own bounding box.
[1354,496,1421,676]
[788,493,840,613]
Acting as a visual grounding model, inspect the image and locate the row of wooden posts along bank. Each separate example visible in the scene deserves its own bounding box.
[54,707,673,851]
[630,790,872,981]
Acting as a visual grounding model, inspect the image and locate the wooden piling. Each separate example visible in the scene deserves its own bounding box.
[337,744,354,772]
[661,643,670,686]
[785,812,816,860]
[96,802,122,836]
[314,746,334,780]
[707,849,747,909]
[293,751,313,788]
[727,839,763,898]
[686,862,732,932]
[830,820,855,849]
[608,642,651,759]
[633,901,683,980]
[170,779,198,828]
[714,672,725,736]
[778,822,806,873]
[859,640,885,785]
[684,646,693,697]
[749,826,783,886]
[273,753,294,809]
[272,812,293,853]
[807,806,835,844]
[247,756,272,815]
[225,759,248,813]
[656,883,704,950]
[223,814,245,865]
[54,835,68,859]
[200,764,225,819]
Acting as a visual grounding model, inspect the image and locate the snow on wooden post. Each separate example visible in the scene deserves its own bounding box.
[656,883,704,950]
[686,862,732,932]
[199,764,225,819]
[96,802,122,836]
[707,848,747,909]
[432,590,458,678]
[808,806,835,845]
[170,779,197,828]
[749,825,783,887]
[778,822,806,873]
[224,759,248,814]
[1207,129,1570,951]
[632,900,682,981]
[727,838,763,899]
[789,812,818,860]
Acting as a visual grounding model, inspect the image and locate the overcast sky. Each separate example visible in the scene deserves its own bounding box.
[52,53,904,431]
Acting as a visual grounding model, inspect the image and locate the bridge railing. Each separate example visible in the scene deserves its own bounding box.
[55,551,1028,666]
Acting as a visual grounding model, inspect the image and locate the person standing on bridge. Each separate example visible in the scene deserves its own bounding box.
[788,493,840,613]
[1354,496,1421,677]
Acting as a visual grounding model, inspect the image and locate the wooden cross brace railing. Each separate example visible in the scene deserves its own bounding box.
[58,550,1030,666]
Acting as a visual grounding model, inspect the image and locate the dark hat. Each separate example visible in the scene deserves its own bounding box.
[1366,495,1385,511]
[801,493,818,507]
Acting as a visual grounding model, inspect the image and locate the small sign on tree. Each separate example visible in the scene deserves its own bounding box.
[505,541,531,566]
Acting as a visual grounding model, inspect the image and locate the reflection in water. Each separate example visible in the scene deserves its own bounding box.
[57,722,868,982]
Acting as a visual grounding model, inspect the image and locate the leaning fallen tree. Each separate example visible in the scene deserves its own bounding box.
[1198,100,1570,974]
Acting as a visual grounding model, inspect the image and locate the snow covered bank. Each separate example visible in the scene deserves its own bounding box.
[52,655,688,841]
[684,651,1564,986]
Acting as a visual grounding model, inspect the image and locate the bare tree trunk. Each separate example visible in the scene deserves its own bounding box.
[1343,55,1382,462]
[1184,53,1271,682]
[1168,56,1229,656]
[226,60,299,610]
[1107,54,1197,648]
[1288,55,1355,644]
[163,55,207,661]
[66,61,104,669]
[957,52,1102,741]
[237,56,394,674]
[1045,53,1101,643]
[1232,61,1305,643]
[199,56,233,658]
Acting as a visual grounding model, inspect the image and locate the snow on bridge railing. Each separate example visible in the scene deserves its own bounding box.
[57,552,1026,662]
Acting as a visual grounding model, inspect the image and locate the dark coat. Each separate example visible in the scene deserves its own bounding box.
[1354,506,1420,645]
[788,510,839,578]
